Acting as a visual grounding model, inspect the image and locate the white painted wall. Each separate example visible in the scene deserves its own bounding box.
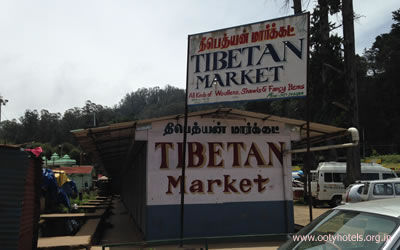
[146,117,293,206]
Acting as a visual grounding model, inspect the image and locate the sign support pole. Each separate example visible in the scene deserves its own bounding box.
[180,36,191,245]
[306,105,313,222]
[305,12,313,223]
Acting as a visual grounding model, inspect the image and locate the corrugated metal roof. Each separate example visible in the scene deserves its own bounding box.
[71,108,347,176]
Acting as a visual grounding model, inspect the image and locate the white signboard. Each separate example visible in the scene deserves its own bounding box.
[147,119,292,206]
[187,13,309,105]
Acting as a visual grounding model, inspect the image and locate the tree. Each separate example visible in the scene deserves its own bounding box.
[19,110,40,143]
[293,0,302,14]
[116,85,185,120]
[308,1,346,127]
[360,8,400,154]
[342,0,361,185]
[0,119,23,144]
[38,110,61,145]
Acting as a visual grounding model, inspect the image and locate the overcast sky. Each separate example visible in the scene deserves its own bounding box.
[0,0,398,121]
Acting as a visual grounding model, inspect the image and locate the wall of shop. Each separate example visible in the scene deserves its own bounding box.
[145,117,294,240]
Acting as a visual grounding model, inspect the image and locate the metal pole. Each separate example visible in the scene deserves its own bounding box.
[305,12,313,222]
[180,98,188,244]
[281,149,289,233]
[180,35,191,244]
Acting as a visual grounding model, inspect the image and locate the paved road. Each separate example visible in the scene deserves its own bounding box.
[294,204,330,227]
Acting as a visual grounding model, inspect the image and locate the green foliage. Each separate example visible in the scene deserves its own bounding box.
[70,191,97,206]
[365,154,400,164]
[382,155,400,163]
[360,8,400,154]
[70,197,82,205]
[0,119,22,144]
[83,191,96,200]
[69,148,81,164]
[116,85,186,120]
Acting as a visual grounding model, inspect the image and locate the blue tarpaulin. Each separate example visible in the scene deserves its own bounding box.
[62,180,78,199]
[42,168,71,208]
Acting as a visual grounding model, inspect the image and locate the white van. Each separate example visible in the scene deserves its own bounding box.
[311,162,397,207]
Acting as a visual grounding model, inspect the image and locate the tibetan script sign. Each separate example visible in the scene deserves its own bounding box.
[187,13,309,105]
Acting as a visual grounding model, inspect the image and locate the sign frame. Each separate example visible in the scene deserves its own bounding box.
[186,13,310,106]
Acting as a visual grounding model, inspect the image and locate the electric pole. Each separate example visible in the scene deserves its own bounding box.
[0,95,9,123]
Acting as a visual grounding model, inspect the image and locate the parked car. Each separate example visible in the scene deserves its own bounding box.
[341,183,364,204]
[293,180,304,200]
[361,178,400,201]
[292,170,304,180]
[311,162,397,208]
[279,198,400,250]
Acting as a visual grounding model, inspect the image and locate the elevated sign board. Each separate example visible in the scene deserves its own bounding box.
[187,13,309,105]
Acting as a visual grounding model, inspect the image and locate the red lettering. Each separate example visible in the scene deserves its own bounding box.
[156,141,286,170]
[166,175,270,194]
[227,142,245,167]
[267,142,284,166]
[253,174,269,192]
[208,142,224,167]
[207,179,222,193]
[155,142,173,169]
[166,176,184,194]
[223,175,239,193]
[188,142,205,168]
[239,179,252,193]
[190,179,204,193]
[244,143,267,167]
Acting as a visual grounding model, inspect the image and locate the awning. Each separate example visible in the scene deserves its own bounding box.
[71,108,347,176]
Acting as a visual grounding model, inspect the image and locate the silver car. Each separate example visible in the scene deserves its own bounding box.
[280,198,400,249]
[341,183,364,204]
[361,178,400,201]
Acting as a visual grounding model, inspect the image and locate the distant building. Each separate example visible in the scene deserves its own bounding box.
[43,153,77,167]
[53,166,95,192]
